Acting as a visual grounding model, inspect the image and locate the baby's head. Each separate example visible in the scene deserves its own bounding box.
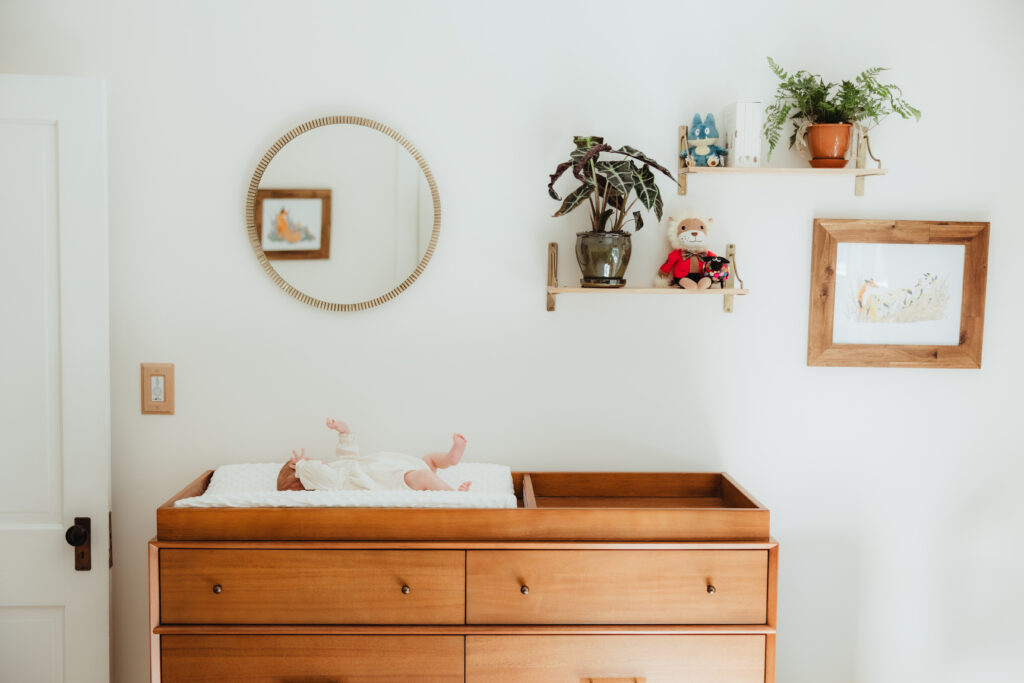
[277,461,306,491]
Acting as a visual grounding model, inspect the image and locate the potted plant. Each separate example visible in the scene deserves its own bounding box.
[547,136,675,287]
[763,57,921,167]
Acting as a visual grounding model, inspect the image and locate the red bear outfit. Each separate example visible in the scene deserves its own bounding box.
[660,249,717,279]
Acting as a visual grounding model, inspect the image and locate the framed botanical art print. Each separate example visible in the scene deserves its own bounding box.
[808,219,989,368]
[255,189,332,260]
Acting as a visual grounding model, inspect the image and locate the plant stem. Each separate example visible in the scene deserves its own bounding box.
[592,164,609,232]
[616,198,638,231]
[586,159,599,230]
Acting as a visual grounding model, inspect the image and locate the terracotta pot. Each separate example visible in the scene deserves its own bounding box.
[806,123,852,168]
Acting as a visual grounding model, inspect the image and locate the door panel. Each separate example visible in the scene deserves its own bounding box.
[0,122,62,524]
[0,607,64,682]
[0,74,110,683]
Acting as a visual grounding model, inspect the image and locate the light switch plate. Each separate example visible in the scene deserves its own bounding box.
[141,363,174,414]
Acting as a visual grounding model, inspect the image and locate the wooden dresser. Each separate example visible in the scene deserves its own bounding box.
[150,472,778,682]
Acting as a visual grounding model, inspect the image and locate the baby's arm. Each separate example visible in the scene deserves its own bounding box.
[327,418,360,458]
[293,458,346,491]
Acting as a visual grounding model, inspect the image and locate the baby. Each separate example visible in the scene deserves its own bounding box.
[277,418,472,493]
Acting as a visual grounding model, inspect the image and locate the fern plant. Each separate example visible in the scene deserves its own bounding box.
[763,57,921,159]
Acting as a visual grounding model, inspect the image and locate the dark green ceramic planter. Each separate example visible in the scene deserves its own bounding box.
[575,231,632,287]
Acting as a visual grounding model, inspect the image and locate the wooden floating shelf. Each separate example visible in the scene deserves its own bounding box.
[677,124,886,196]
[548,287,750,295]
[547,243,747,313]
[679,166,888,176]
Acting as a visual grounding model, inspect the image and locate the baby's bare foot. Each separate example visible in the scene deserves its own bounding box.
[458,481,472,492]
[326,418,350,434]
[449,433,467,465]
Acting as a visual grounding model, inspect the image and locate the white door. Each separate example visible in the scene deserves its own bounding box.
[0,75,110,683]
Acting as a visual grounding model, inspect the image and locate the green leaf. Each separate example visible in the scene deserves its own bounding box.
[595,160,635,196]
[614,146,675,180]
[567,137,605,168]
[573,135,605,149]
[631,165,663,221]
[633,211,644,232]
[572,143,612,182]
[597,208,614,232]
[553,182,595,217]
[595,175,625,211]
[547,161,573,200]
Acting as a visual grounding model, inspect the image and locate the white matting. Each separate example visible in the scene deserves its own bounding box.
[174,462,517,508]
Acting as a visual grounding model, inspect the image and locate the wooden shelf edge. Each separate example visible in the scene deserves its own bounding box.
[679,166,887,176]
[548,287,749,295]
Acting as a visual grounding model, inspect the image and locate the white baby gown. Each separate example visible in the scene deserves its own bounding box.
[293,432,429,491]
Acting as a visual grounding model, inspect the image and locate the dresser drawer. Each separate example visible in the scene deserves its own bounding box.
[160,549,464,624]
[466,635,765,682]
[162,635,463,682]
[466,550,767,624]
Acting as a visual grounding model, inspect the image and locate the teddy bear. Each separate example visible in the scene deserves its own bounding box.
[655,212,730,289]
[682,113,728,167]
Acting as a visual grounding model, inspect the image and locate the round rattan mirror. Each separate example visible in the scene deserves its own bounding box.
[246,116,440,311]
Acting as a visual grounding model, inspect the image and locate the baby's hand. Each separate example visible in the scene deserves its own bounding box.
[326,418,350,434]
[289,448,308,468]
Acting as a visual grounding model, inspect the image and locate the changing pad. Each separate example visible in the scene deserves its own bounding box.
[174,461,517,509]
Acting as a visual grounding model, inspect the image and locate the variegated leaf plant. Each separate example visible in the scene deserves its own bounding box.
[548,136,676,233]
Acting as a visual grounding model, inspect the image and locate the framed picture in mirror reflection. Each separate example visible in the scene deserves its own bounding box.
[255,188,332,260]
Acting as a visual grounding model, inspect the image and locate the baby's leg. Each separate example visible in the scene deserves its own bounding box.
[422,433,467,472]
[404,468,471,492]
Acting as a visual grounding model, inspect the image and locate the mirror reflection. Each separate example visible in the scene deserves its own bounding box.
[250,119,438,308]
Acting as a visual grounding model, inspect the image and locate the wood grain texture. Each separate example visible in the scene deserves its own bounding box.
[148,543,161,683]
[160,549,464,624]
[466,550,767,625]
[766,543,780,683]
[154,623,777,636]
[807,219,989,368]
[466,635,765,683]
[161,635,463,682]
[522,473,537,508]
[152,539,778,551]
[157,506,770,542]
[156,471,770,542]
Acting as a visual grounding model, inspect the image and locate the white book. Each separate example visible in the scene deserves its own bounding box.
[724,101,762,167]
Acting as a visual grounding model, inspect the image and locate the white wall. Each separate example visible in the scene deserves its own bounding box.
[2,1,1023,681]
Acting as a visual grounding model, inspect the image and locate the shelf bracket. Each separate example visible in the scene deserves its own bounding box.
[547,242,558,311]
[677,125,688,195]
[854,133,868,196]
[723,243,736,313]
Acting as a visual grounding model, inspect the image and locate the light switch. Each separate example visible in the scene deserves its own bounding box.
[141,363,174,414]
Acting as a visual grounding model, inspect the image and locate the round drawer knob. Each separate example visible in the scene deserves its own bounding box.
[212,584,223,594]
[401,585,411,595]
[706,584,716,595]
[520,585,530,595]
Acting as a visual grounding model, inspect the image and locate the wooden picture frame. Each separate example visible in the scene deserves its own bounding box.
[808,218,989,368]
[254,188,331,260]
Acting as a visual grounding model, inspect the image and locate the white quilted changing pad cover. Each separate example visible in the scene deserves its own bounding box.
[174,462,517,509]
